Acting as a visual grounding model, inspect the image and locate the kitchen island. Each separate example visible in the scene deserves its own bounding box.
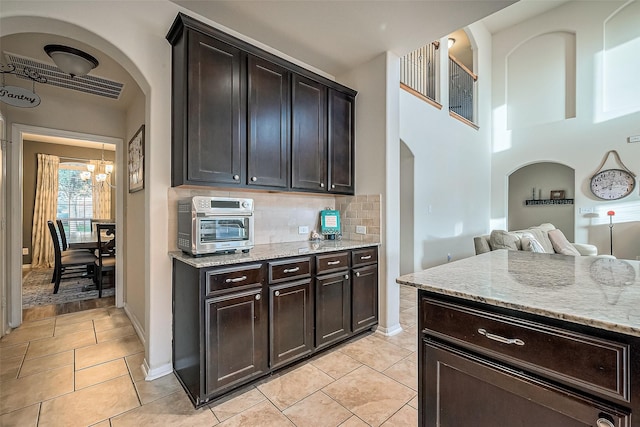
[397,250,640,427]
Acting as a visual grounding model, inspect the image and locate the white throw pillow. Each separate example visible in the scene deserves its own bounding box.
[548,229,581,256]
[489,230,522,251]
[520,232,546,253]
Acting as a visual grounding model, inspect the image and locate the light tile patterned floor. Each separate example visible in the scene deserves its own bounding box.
[0,286,419,426]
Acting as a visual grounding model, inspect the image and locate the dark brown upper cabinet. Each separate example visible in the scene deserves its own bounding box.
[328,89,355,194]
[291,74,327,192]
[167,13,357,194]
[174,29,245,186]
[247,55,290,189]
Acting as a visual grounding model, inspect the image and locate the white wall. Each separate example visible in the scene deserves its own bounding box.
[339,52,402,336]
[491,1,640,260]
[399,22,494,270]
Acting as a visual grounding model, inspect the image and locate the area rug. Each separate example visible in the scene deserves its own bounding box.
[22,268,115,309]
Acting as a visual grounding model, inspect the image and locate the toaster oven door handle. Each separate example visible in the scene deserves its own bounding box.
[225,275,247,284]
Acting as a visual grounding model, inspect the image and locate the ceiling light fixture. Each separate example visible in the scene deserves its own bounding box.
[448,38,456,49]
[44,44,99,78]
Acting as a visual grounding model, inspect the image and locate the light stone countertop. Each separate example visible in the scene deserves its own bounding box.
[170,239,379,268]
[396,250,640,337]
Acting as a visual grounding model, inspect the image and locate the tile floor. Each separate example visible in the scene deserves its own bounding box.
[0,286,419,427]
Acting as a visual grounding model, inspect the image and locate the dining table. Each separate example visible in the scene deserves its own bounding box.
[67,223,116,250]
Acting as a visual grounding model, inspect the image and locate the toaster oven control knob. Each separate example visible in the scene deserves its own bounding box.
[233,175,240,181]
[251,176,257,182]
[242,201,249,208]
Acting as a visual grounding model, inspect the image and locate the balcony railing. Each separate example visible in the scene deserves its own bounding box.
[400,42,439,102]
[448,55,477,124]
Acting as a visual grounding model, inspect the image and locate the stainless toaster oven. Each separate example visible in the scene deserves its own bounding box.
[177,196,254,256]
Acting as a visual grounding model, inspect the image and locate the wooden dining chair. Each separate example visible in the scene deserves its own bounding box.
[94,223,116,298]
[55,219,89,254]
[47,220,97,294]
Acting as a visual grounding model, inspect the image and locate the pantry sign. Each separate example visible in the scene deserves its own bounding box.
[0,85,41,108]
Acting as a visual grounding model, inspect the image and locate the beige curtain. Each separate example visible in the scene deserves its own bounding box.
[91,159,112,219]
[31,154,60,268]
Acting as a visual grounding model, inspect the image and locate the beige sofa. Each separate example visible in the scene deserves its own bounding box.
[474,223,600,256]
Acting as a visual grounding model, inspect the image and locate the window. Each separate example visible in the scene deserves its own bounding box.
[57,162,93,234]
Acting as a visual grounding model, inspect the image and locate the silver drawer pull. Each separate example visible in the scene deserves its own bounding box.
[327,260,341,265]
[477,328,525,346]
[360,255,372,260]
[283,267,300,273]
[225,275,247,283]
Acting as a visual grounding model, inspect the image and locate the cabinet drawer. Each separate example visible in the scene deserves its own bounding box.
[268,257,311,283]
[421,297,630,402]
[351,247,377,267]
[316,252,350,274]
[206,264,264,296]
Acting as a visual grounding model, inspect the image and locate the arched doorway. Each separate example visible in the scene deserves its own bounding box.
[508,162,575,240]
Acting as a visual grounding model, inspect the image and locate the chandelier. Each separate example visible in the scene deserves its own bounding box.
[80,144,114,185]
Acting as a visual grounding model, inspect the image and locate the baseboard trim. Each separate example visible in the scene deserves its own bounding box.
[123,304,146,347]
[375,323,403,337]
[143,360,173,381]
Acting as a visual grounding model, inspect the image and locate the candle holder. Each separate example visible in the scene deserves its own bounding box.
[607,211,615,256]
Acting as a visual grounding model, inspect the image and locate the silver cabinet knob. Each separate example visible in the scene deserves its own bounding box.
[255,294,261,300]
[251,176,257,182]
[274,291,280,297]
[331,184,336,189]
[344,274,349,279]
[233,174,240,181]
[355,272,360,277]
[320,183,324,188]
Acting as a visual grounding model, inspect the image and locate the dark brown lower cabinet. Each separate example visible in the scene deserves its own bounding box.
[351,264,378,334]
[269,279,313,369]
[173,246,378,408]
[423,340,629,427]
[315,271,350,350]
[204,287,268,395]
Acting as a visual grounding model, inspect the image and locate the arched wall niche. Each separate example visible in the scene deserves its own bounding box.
[506,31,576,130]
[508,162,575,241]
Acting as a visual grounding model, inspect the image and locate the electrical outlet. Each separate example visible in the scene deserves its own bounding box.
[356,225,366,234]
[447,253,452,262]
[628,135,640,143]
[579,207,594,214]
[22,247,29,255]
[298,226,309,235]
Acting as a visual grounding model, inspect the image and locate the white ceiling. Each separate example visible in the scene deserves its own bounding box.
[1,0,570,147]
[172,0,518,77]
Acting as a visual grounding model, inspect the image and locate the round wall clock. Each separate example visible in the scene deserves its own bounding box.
[590,169,636,200]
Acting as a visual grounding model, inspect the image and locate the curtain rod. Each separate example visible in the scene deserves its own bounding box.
[58,156,91,163]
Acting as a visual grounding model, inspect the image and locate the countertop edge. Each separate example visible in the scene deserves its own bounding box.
[170,240,380,268]
[397,278,640,338]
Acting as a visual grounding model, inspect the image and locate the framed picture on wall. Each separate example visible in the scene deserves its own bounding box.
[128,125,145,193]
[550,190,565,200]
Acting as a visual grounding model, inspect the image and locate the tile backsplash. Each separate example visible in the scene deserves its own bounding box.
[336,194,381,243]
[168,188,381,251]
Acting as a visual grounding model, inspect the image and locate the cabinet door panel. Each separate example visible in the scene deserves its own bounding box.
[205,288,267,395]
[328,89,354,194]
[187,32,244,185]
[247,55,289,188]
[351,264,378,334]
[422,340,629,427]
[269,279,313,368]
[315,272,350,349]
[291,75,327,191]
